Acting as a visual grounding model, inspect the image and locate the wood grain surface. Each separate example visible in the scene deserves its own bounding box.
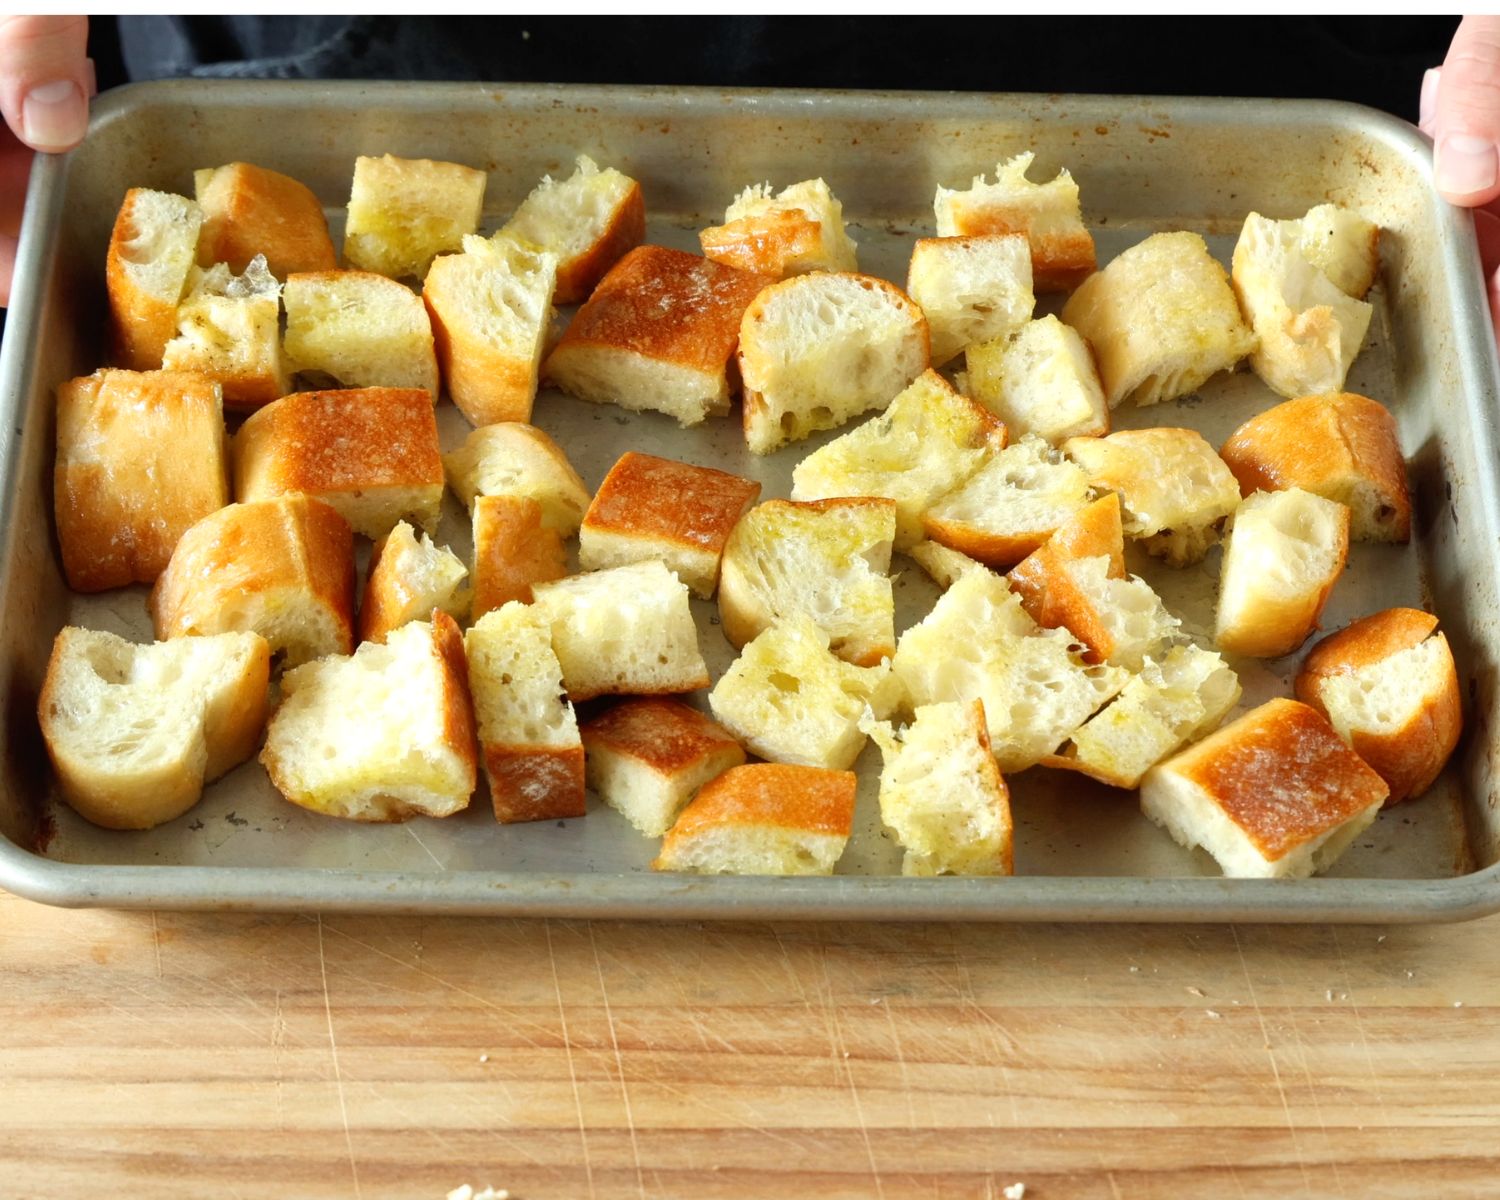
[3,891,1499,1199]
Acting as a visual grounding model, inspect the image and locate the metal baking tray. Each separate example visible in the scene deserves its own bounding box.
[3,80,1499,921]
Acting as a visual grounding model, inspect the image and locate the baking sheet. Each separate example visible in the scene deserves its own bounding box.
[1,81,1497,919]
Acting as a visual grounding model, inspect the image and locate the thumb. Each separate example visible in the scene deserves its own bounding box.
[0,16,90,154]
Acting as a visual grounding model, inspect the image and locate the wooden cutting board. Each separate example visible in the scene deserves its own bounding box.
[3,890,1497,1199]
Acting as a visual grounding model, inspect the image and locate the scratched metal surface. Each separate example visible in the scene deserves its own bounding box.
[1,81,1498,919]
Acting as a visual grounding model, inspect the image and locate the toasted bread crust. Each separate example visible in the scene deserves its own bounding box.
[151,496,355,662]
[1169,698,1387,861]
[431,609,479,794]
[1007,495,1127,656]
[423,263,537,425]
[1219,392,1410,543]
[55,369,229,592]
[556,180,646,304]
[582,698,744,775]
[1295,608,1461,804]
[195,162,337,278]
[660,764,857,840]
[919,517,1053,569]
[483,745,586,823]
[471,495,568,618]
[700,210,827,277]
[233,387,444,536]
[106,189,203,371]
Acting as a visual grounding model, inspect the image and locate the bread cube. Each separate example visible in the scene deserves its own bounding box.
[530,561,709,702]
[1008,492,1127,623]
[39,628,270,831]
[1219,392,1409,543]
[1061,231,1256,409]
[544,245,772,426]
[582,698,745,837]
[423,235,558,426]
[964,315,1108,443]
[193,161,337,278]
[161,256,289,410]
[471,495,567,618]
[1045,644,1242,790]
[1216,488,1349,659]
[709,615,899,771]
[891,569,1127,773]
[866,700,1013,876]
[106,188,204,370]
[55,369,229,592]
[465,603,584,823]
[907,234,1034,365]
[1140,698,1387,878]
[152,496,355,668]
[738,272,930,455]
[790,368,1007,550]
[934,152,1096,292]
[1064,428,1241,566]
[699,177,858,279]
[718,497,897,667]
[343,153,486,280]
[923,434,1091,568]
[579,452,761,597]
[262,612,477,822]
[442,421,591,536]
[233,387,444,539]
[1289,204,1381,299]
[907,540,988,591]
[500,155,645,303]
[652,764,856,876]
[282,270,440,399]
[1010,554,1178,671]
[1295,608,1461,805]
[1231,212,1373,399]
[359,520,469,645]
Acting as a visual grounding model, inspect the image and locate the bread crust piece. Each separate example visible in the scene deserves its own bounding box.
[465,603,584,823]
[1215,488,1350,659]
[39,628,270,830]
[964,315,1109,443]
[652,764,857,876]
[500,155,646,304]
[544,245,774,426]
[738,272,930,455]
[424,236,558,427]
[580,452,761,598]
[471,494,568,618]
[152,496,355,668]
[1060,231,1257,409]
[233,387,444,539]
[1140,698,1388,878]
[699,178,859,279]
[106,188,204,370]
[358,520,469,645]
[193,162,337,278]
[582,698,746,837]
[443,421,592,536]
[1295,608,1462,805]
[933,152,1096,292]
[161,257,290,411]
[55,369,229,592]
[1219,392,1410,544]
[261,611,477,822]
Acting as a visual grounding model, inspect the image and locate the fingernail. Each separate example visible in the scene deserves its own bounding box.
[21,80,87,150]
[1420,67,1440,130]
[1437,133,1498,195]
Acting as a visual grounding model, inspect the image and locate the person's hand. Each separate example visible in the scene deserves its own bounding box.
[1422,15,1500,343]
[0,15,91,308]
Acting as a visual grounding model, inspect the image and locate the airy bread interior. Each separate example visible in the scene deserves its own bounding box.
[443,421,592,535]
[907,233,1035,365]
[964,315,1107,442]
[283,270,440,397]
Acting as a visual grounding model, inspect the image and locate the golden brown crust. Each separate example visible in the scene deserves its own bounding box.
[660,764,857,842]
[431,610,479,795]
[1219,393,1410,542]
[196,162,337,278]
[106,189,193,370]
[943,212,1095,293]
[1008,494,1126,646]
[357,526,449,646]
[581,697,744,776]
[484,745,586,823]
[583,451,761,550]
[1295,609,1460,805]
[919,516,1052,569]
[547,245,774,376]
[554,180,646,304]
[150,496,355,660]
[55,369,229,592]
[1173,698,1388,860]
[471,495,568,618]
[700,210,825,277]
[233,387,443,523]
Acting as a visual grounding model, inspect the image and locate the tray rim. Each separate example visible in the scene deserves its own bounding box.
[4,78,1498,923]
